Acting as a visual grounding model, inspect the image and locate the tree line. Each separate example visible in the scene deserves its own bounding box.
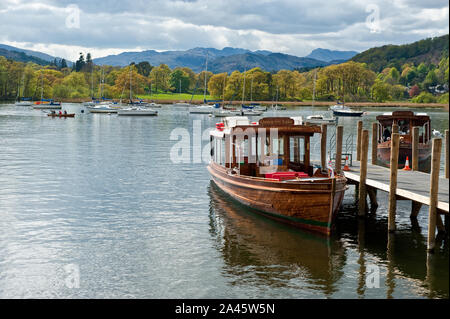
[0,51,448,104]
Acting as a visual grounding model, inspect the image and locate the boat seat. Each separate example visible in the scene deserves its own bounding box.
[265,172,309,181]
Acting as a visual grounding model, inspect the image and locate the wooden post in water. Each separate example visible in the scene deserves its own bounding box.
[388,133,400,232]
[356,121,363,161]
[392,123,399,134]
[321,124,327,172]
[427,138,442,252]
[445,130,449,179]
[372,123,378,165]
[358,130,369,216]
[336,126,343,175]
[412,126,419,171]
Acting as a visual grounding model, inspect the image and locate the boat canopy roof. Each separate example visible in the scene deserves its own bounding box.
[211,117,320,137]
[376,110,430,126]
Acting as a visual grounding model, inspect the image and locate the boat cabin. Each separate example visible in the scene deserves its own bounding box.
[376,111,431,144]
[210,117,323,180]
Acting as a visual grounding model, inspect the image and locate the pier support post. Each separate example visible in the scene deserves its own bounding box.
[445,130,449,179]
[367,187,378,211]
[412,126,419,171]
[358,130,369,216]
[427,138,442,252]
[392,124,399,135]
[321,124,327,172]
[388,133,400,233]
[336,126,343,175]
[356,121,363,161]
[411,201,422,218]
[372,123,378,165]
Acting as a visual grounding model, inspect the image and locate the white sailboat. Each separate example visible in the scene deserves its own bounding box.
[190,53,215,114]
[118,67,158,116]
[239,69,264,116]
[33,72,62,110]
[15,73,33,106]
[306,70,336,125]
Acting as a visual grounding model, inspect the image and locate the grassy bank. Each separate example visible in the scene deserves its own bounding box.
[137,93,213,102]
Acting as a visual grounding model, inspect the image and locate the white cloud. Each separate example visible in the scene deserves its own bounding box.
[0,0,448,61]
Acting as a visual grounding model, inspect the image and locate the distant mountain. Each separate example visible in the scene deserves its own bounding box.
[93,47,268,72]
[208,52,328,73]
[0,48,50,65]
[94,47,336,72]
[351,34,449,72]
[306,48,358,62]
[0,44,72,66]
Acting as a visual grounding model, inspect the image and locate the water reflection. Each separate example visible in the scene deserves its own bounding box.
[209,182,449,298]
[208,182,347,296]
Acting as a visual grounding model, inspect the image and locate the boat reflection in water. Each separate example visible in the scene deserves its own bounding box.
[208,182,347,296]
[208,182,449,298]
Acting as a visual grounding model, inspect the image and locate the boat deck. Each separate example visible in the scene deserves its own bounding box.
[344,160,449,213]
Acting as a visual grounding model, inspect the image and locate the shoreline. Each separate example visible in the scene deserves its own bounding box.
[2,99,448,110]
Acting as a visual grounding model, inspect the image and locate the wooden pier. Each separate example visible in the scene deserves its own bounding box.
[343,161,449,214]
[330,122,449,253]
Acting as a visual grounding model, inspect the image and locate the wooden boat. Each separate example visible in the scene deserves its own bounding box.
[207,117,347,235]
[47,113,75,118]
[376,111,432,172]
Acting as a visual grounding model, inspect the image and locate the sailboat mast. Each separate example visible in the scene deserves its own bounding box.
[312,69,317,108]
[100,68,104,98]
[130,67,132,101]
[250,76,253,102]
[40,72,44,101]
[204,52,208,101]
[91,68,94,98]
[242,68,246,105]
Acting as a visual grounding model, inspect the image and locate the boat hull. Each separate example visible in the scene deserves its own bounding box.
[87,107,118,113]
[48,114,75,118]
[208,162,347,235]
[15,102,33,106]
[377,141,431,172]
[117,111,158,116]
[332,110,363,117]
[33,105,62,110]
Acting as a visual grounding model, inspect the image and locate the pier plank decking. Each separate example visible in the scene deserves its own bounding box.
[344,161,449,213]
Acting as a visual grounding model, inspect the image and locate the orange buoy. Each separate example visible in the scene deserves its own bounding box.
[343,156,350,171]
[403,156,412,171]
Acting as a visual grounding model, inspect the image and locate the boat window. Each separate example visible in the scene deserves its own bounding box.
[289,136,305,164]
[382,126,392,142]
[272,138,284,156]
[221,139,226,166]
[210,136,215,159]
[398,120,410,135]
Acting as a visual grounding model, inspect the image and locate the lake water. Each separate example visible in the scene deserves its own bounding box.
[0,103,448,299]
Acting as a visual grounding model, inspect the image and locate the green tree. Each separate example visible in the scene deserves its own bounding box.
[150,64,172,92]
[170,69,190,93]
[371,80,391,102]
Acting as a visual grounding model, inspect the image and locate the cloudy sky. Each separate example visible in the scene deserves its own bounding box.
[0,0,448,61]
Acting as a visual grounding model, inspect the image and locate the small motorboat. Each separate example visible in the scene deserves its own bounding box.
[87,104,119,113]
[48,113,75,118]
[117,107,158,116]
[147,102,162,108]
[306,114,337,125]
[330,104,364,117]
[15,98,33,106]
[189,104,216,114]
[271,104,287,111]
